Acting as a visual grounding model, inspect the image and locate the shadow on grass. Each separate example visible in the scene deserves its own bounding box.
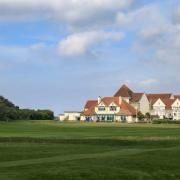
[0,137,179,149]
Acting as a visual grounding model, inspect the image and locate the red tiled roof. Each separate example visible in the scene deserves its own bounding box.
[84,100,97,109]
[114,85,144,102]
[151,98,175,110]
[131,93,144,102]
[174,95,180,99]
[101,97,120,106]
[147,94,172,101]
[82,100,97,116]
[161,99,175,109]
[101,97,136,115]
[120,100,137,115]
[81,96,136,116]
[114,84,133,97]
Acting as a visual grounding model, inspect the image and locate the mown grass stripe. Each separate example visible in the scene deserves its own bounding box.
[1,146,180,168]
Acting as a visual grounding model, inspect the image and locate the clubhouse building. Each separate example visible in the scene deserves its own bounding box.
[81,96,137,123]
[80,85,180,122]
[60,84,180,122]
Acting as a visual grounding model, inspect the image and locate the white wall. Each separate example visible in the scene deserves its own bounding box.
[152,99,166,119]
[60,112,81,121]
[139,94,150,114]
[59,115,65,121]
[172,99,180,120]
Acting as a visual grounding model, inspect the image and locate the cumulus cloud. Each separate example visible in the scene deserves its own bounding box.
[116,4,166,30]
[116,3,180,66]
[1,0,180,66]
[58,31,124,56]
[0,0,133,29]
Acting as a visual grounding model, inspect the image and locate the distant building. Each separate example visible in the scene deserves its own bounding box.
[59,112,81,121]
[60,84,180,122]
[114,84,180,120]
[114,85,150,114]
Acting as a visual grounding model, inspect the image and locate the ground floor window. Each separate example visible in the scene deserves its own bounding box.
[107,115,114,121]
[97,115,115,122]
[86,115,128,122]
[85,116,92,122]
[121,116,127,122]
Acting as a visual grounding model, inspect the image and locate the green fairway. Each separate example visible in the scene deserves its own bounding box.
[0,121,180,180]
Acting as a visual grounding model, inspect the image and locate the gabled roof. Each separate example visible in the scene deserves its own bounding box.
[114,84,133,98]
[147,93,172,101]
[114,85,144,102]
[81,96,136,116]
[131,93,144,102]
[161,99,174,109]
[151,98,174,110]
[120,100,137,115]
[172,98,180,107]
[82,100,97,116]
[84,100,97,109]
[174,95,180,99]
[100,97,120,106]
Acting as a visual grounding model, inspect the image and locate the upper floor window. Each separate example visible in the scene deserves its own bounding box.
[98,106,105,111]
[109,106,117,111]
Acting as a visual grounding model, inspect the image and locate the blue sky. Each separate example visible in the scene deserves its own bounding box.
[0,0,180,114]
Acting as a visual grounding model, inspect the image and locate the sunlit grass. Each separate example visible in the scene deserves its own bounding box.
[0,120,180,180]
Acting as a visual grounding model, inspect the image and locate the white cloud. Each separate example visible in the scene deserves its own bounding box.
[139,78,159,88]
[116,3,180,67]
[173,6,180,23]
[116,4,167,30]
[58,31,124,56]
[0,0,133,29]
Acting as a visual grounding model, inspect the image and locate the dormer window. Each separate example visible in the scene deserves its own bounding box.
[110,106,117,111]
[98,106,105,111]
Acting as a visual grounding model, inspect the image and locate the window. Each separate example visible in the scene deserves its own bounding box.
[109,106,117,111]
[121,116,127,122]
[107,115,114,121]
[102,115,105,121]
[98,106,105,111]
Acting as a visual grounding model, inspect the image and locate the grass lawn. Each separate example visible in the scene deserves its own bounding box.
[0,121,180,180]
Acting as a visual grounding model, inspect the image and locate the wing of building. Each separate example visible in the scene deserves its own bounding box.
[114,84,180,120]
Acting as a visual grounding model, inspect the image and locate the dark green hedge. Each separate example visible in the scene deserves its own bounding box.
[153,119,180,124]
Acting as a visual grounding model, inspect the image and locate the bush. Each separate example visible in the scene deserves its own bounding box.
[152,119,180,124]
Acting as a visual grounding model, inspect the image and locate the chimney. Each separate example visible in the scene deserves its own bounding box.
[98,96,101,104]
[119,96,122,104]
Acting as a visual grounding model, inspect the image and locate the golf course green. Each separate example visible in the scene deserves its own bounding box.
[0,120,180,180]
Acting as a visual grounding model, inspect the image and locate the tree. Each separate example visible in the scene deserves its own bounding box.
[137,111,145,121]
[0,95,54,121]
[145,112,151,122]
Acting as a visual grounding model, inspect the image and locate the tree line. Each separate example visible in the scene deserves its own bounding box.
[0,96,54,121]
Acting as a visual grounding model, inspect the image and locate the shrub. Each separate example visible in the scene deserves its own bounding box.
[152,119,180,124]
